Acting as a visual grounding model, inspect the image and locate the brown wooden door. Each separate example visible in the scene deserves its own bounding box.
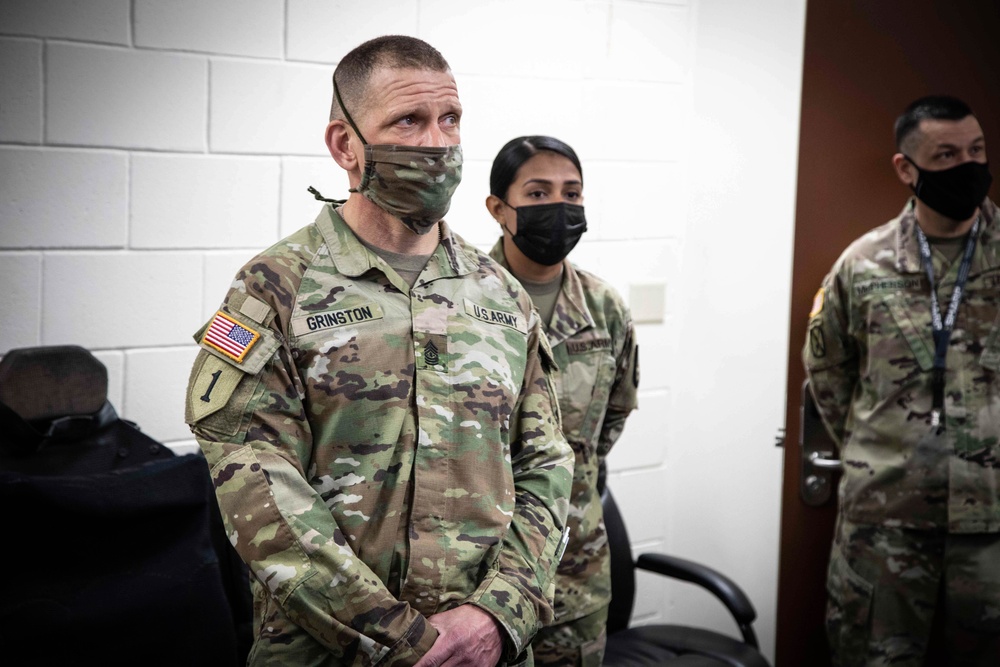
[776,1,1000,665]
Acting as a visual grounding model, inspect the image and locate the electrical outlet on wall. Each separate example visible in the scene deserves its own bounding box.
[628,282,666,323]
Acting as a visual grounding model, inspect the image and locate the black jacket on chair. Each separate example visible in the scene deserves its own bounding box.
[0,345,251,666]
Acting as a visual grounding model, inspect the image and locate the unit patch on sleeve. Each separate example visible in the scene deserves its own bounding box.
[809,325,827,359]
[202,311,261,363]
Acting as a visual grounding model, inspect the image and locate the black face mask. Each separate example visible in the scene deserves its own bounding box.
[505,202,588,266]
[904,155,993,222]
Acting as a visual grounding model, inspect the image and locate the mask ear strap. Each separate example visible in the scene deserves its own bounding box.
[307,186,346,205]
[494,198,518,234]
[333,77,369,146]
[901,154,922,192]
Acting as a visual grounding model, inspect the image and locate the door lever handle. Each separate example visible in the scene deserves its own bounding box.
[800,380,841,506]
[808,451,843,470]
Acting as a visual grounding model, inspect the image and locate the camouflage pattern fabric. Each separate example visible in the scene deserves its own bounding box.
[827,515,1000,666]
[530,607,607,667]
[354,144,463,234]
[185,206,573,666]
[490,242,638,653]
[804,198,1000,532]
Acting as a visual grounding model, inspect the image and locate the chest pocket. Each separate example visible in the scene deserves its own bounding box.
[883,292,935,373]
[424,302,528,435]
[880,276,1000,386]
[558,338,616,447]
[848,289,931,401]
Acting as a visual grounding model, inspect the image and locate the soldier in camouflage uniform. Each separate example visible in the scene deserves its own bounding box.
[804,95,1000,666]
[185,37,573,667]
[485,136,640,666]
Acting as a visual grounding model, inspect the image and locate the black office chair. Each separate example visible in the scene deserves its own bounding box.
[600,465,771,667]
[0,345,252,665]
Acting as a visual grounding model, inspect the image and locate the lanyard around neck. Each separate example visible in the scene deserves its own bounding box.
[913,217,980,427]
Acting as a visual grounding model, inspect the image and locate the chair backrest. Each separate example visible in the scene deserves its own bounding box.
[0,345,252,664]
[0,344,107,421]
[0,345,170,469]
[602,483,637,635]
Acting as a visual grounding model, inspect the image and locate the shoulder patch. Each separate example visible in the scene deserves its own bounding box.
[186,353,247,424]
[809,287,825,318]
[202,311,261,363]
[808,324,827,359]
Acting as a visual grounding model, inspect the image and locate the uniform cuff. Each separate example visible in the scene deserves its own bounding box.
[469,572,538,661]
[378,615,438,666]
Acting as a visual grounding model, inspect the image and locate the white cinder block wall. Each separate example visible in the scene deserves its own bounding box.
[0,1,805,660]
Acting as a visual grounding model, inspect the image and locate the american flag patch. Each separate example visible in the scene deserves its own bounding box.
[202,311,260,363]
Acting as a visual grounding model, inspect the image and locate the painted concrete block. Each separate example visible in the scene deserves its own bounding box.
[202,250,258,321]
[135,0,283,58]
[92,349,124,411]
[210,58,330,155]
[131,154,280,249]
[605,389,670,470]
[47,43,207,151]
[420,0,584,80]
[606,466,667,544]
[280,156,341,238]
[582,81,685,161]
[0,38,42,142]
[42,251,203,348]
[0,0,129,44]
[592,2,689,82]
[123,345,200,442]
[457,75,584,162]
[0,252,41,352]
[286,0,418,63]
[0,147,127,247]
[442,159,495,246]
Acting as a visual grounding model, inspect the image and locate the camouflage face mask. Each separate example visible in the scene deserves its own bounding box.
[353,143,463,235]
[335,79,463,235]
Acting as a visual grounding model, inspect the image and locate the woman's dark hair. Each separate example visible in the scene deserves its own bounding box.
[489,136,583,199]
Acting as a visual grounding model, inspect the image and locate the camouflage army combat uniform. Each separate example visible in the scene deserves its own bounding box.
[491,242,639,667]
[804,198,1000,666]
[185,206,574,666]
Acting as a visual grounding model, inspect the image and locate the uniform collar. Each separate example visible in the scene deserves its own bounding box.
[896,197,1000,275]
[316,205,478,284]
[488,238,594,346]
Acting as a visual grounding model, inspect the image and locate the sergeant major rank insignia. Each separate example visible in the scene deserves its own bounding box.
[424,340,440,366]
[202,311,260,363]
